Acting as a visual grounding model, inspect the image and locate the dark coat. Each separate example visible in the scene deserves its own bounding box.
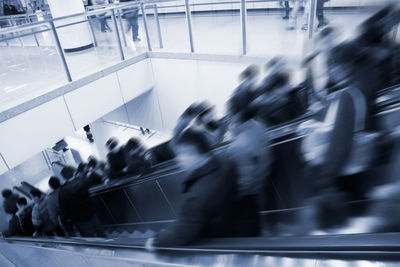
[5,214,22,237]
[18,205,34,236]
[58,175,94,222]
[3,193,19,215]
[154,156,238,247]
[107,148,127,179]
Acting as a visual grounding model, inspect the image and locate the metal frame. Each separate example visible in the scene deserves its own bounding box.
[154,4,164,48]
[240,0,247,55]
[87,15,98,47]
[308,0,317,39]
[117,9,128,47]
[184,0,194,53]
[111,9,126,61]
[49,21,72,82]
[141,2,153,51]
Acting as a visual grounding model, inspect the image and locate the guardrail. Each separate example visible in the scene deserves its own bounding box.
[0,0,318,86]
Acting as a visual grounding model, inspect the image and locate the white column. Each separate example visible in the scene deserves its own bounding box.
[47,0,93,52]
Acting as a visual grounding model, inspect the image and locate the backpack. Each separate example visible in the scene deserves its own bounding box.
[298,87,378,174]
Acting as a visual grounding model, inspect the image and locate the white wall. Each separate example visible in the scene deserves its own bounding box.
[0,58,155,174]
[148,58,252,131]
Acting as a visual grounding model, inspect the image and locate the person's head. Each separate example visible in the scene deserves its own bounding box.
[60,166,76,180]
[239,64,259,82]
[106,137,119,151]
[2,189,12,199]
[174,129,212,170]
[174,103,208,136]
[316,27,338,52]
[77,163,87,173]
[125,137,142,152]
[197,105,215,126]
[30,189,42,201]
[16,197,27,210]
[48,176,61,191]
[87,155,98,170]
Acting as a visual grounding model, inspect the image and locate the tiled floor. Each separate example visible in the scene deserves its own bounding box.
[0,9,375,112]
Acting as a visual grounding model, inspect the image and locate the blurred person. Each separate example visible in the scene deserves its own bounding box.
[95,0,112,32]
[195,105,227,148]
[227,104,271,237]
[31,189,55,237]
[234,64,259,97]
[58,166,78,236]
[59,165,103,237]
[173,102,209,138]
[2,189,19,215]
[120,0,140,42]
[280,0,290,20]
[225,65,260,127]
[145,129,238,249]
[316,0,329,29]
[3,211,22,237]
[296,42,377,231]
[16,197,34,237]
[124,137,150,176]
[287,0,309,31]
[254,57,299,126]
[46,177,65,237]
[106,137,127,179]
[87,156,107,182]
[354,4,400,90]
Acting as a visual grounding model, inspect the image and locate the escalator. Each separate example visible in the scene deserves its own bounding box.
[1,86,399,267]
[3,232,400,266]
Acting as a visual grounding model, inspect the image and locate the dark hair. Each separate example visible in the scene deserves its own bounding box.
[60,166,76,180]
[125,137,141,151]
[2,189,12,199]
[106,138,118,150]
[48,176,61,190]
[77,163,87,174]
[239,65,259,81]
[30,189,42,198]
[87,156,98,169]
[17,197,27,206]
[176,128,212,154]
[319,26,335,39]
[182,102,208,119]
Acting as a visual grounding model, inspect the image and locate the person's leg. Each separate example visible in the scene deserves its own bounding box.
[132,15,139,41]
[301,0,310,30]
[288,0,301,29]
[316,0,327,28]
[283,1,290,19]
[100,17,106,32]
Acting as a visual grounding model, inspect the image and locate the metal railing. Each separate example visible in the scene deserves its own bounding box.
[0,0,381,87]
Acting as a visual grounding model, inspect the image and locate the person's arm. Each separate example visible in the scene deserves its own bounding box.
[152,194,206,248]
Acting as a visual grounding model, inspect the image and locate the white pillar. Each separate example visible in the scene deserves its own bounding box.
[47,0,93,52]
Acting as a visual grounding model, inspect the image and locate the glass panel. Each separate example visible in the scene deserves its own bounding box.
[146,0,191,52]
[115,4,149,58]
[55,9,124,80]
[191,0,242,54]
[0,24,67,112]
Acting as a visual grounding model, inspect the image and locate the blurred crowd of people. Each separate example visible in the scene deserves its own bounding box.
[1,4,400,250]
